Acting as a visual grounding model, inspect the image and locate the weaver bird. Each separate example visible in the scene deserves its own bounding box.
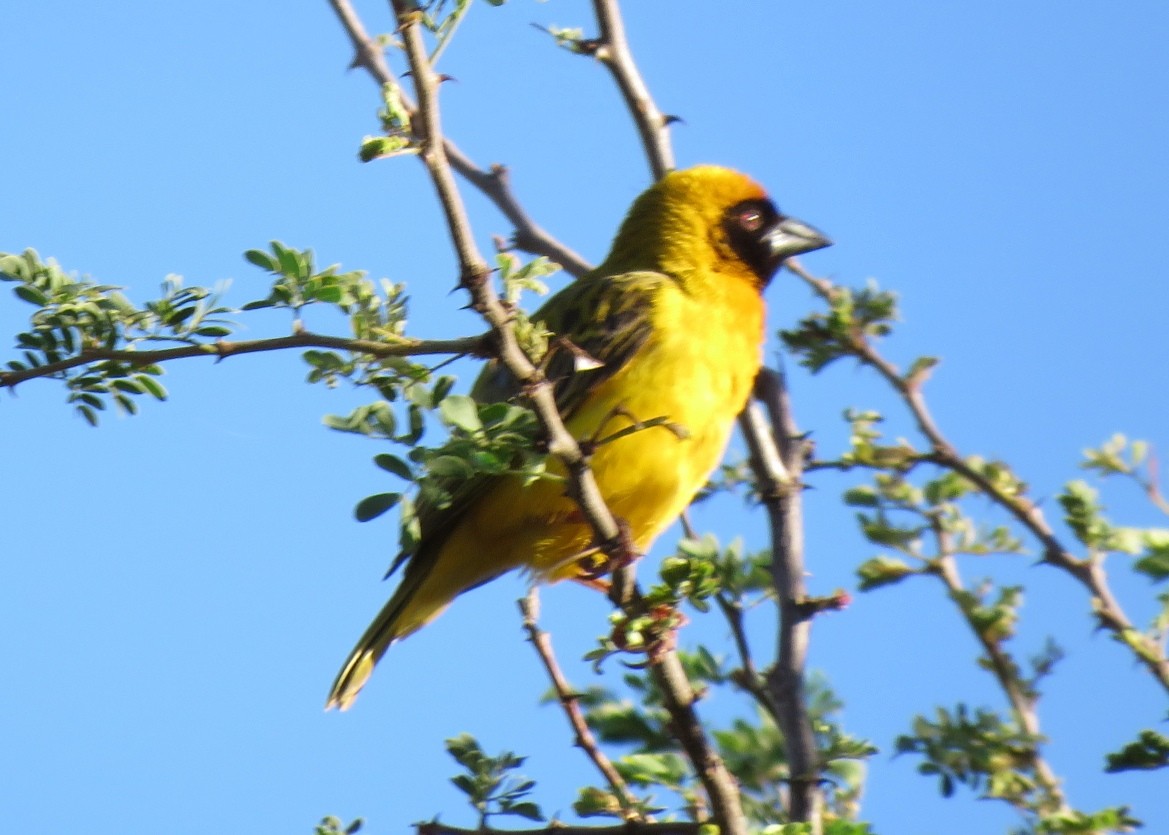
[327,165,829,709]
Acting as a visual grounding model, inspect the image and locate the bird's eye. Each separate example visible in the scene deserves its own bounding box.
[738,208,764,233]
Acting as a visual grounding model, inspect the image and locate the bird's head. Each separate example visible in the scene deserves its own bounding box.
[603,165,831,289]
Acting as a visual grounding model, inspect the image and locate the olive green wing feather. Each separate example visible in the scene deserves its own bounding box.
[472,270,663,412]
[399,270,663,572]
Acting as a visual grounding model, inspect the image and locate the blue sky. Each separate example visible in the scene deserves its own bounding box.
[3,2,1168,833]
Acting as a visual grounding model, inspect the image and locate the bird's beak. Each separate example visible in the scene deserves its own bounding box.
[766,215,832,262]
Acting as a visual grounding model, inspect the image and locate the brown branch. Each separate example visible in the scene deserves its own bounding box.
[644,634,747,835]
[325,0,591,277]
[0,332,482,389]
[518,589,643,821]
[786,257,1169,694]
[589,0,675,180]
[927,521,1069,816]
[715,593,783,725]
[417,822,702,835]
[738,368,822,831]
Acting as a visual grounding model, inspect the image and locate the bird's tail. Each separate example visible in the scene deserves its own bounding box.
[325,566,438,710]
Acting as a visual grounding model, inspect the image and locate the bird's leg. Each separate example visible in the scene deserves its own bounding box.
[576,516,639,580]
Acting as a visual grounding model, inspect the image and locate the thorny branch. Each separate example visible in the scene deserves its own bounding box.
[0,332,482,390]
[925,518,1069,816]
[786,257,1169,695]
[518,590,643,821]
[326,0,592,278]
[737,368,823,831]
[587,0,675,180]
[416,822,704,835]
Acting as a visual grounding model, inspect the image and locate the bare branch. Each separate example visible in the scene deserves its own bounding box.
[645,634,747,835]
[786,257,1169,694]
[590,0,675,179]
[0,332,482,390]
[325,0,591,277]
[738,369,822,831]
[519,590,643,821]
[417,822,702,835]
[715,592,782,724]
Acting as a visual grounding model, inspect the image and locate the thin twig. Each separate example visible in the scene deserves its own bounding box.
[0,332,482,390]
[786,258,1169,694]
[589,0,675,179]
[927,520,1069,816]
[519,589,643,820]
[738,369,822,831]
[715,593,782,724]
[325,0,591,277]
[417,822,702,835]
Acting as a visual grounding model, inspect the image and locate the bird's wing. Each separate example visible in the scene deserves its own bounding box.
[473,270,663,415]
[389,270,664,576]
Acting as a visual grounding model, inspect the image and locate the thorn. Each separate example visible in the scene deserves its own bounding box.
[663,114,685,127]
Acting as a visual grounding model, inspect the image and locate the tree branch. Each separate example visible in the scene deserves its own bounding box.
[589,0,675,179]
[786,257,1169,694]
[325,0,592,277]
[738,368,822,831]
[417,822,702,835]
[715,592,783,724]
[643,634,747,835]
[0,332,482,390]
[518,589,643,821]
[927,520,1069,816]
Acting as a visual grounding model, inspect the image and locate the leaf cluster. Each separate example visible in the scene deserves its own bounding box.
[444,733,544,826]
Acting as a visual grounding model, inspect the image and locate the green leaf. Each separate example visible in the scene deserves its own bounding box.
[502,801,543,822]
[77,404,99,426]
[439,394,483,433]
[14,284,49,306]
[374,454,414,480]
[354,492,401,522]
[856,556,915,591]
[244,249,277,272]
[1105,729,1169,772]
[1135,530,1169,581]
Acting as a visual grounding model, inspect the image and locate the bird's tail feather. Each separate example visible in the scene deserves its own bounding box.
[325,565,436,711]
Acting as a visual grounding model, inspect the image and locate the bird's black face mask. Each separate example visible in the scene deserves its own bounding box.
[724,199,832,286]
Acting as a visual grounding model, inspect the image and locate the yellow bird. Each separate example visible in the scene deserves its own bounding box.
[327,165,829,709]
